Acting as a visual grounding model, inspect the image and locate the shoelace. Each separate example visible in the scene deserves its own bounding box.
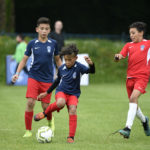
[109,127,130,136]
[111,129,120,135]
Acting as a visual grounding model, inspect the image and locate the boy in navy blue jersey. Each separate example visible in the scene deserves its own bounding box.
[34,44,95,143]
[12,17,62,138]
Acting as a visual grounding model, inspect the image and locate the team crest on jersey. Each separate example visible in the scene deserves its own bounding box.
[140,45,145,51]
[47,46,51,53]
[73,72,77,79]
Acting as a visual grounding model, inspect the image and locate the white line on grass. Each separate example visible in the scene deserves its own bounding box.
[0,129,14,131]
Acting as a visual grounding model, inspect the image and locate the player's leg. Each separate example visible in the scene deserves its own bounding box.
[39,81,55,131]
[135,79,150,136]
[119,78,150,138]
[136,107,150,136]
[34,92,67,121]
[24,78,39,138]
[41,102,52,122]
[67,95,78,143]
[67,105,77,143]
[119,89,140,138]
[126,89,140,125]
[41,102,55,136]
[136,107,146,122]
[23,98,36,137]
[119,79,137,138]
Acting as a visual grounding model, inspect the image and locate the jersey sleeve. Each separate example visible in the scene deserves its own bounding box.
[57,67,61,79]
[54,41,59,56]
[120,43,129,58]
[79,63,89,74]
[47,68,61,94]
[24,41,33,56]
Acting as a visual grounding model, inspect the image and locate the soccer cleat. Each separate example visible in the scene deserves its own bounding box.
[67,137,74,143]
[48,117,55,137]
[34,112,46,121]
[119,127,131,139]
[142,116,150,136]
[23,130,32,138]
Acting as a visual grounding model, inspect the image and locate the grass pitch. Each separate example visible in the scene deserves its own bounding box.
[0,83,150,150]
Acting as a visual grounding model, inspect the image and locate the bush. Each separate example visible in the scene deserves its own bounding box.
[0,36,127,84]
[0,36,16,83]
[66,39,127,83]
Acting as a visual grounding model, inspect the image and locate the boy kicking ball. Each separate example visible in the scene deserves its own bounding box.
[115,22,150,138]
[34,44,95,143]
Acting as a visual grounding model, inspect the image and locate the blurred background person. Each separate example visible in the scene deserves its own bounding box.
[50,20,65,54]
[12,34,28,75]
[50,21,65,78]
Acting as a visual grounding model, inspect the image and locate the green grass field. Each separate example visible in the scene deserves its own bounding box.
[0,83,150,150]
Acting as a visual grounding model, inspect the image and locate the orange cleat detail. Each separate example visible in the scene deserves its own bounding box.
[34,112,45,121]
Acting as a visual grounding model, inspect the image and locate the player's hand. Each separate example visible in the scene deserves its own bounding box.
[114,54,123,62]
[12,74,19,83]
[84,56,93,65]
[37,92,47,100]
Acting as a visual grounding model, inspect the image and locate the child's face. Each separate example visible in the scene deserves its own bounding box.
[64,54,77,68]
[129,28,143,43]
[16,36,22,43]
[36,24,50,39]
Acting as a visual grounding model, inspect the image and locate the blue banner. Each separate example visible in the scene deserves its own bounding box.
[6,55,31,85]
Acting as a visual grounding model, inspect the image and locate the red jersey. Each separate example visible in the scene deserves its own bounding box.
[120,39,150,79]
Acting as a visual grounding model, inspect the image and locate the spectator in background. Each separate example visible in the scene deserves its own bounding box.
[50,20,65,53]
[12,34,28,74]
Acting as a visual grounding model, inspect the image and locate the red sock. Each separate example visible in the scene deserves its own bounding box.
[69,115,77,137]
[47,112,52,120]
[45,102,60,115]
[25,111,33,130]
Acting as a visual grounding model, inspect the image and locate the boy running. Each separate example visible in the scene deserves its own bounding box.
[12,17,62,137]
[115,22,150,138]
[34,44,95,143]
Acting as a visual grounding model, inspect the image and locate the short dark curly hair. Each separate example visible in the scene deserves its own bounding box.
[129,22,147,34]
[60,44,79,56]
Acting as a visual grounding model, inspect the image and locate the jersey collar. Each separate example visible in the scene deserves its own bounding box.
[65,62,77,70]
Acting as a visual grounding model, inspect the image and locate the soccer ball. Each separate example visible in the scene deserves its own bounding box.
[36,126,53,143]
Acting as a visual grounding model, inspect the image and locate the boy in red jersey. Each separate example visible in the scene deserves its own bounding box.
[12,17,62,137]
[115,22,150,138]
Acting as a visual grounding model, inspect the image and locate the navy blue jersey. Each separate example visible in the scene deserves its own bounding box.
[25,38,59,83]
[56,61,89,98]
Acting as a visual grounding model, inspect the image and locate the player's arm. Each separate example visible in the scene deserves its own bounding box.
[12,55,29,83]
[114,43,129,62]
[84,56,95,74]
[37,73,61,100]
[54,55,62,67]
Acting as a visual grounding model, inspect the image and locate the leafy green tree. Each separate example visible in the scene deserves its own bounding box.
[0,0,15,32]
